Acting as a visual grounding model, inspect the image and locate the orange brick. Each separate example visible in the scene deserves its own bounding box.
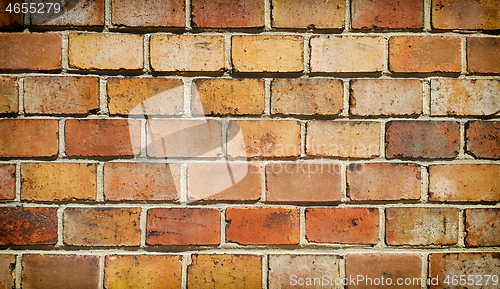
[310,36,384,73]
[107,77,184,116]
[192,78,265,116]
[187,162,261,202]
[104,163,181,201]
[431,79,500,116]
[192,0,264,28]
[0,164,15,200]
[352,0,424,29]
[22,254,99,289]
[385,121,459,159]
[466,208,500,247]
[0,207,57,245]
[188,254,262,288]
[24,76,99,115]
[306,207,379,244]
[429,164,500,202]
[466,121,500,159]
[467,37,500,74]
[147,208,220,245]
[31,0,104,26]
[232,35,304,72]
[69,33,143,70]
[272,0,345,29]
[150,35,224,72]
[0,255,15,289]
[306,121,380,158]
[0,76,19,114]
[350,79,422,116]
[65,119,141,157]
[389,36,462,73]
[64,207,141,246]
[346,253,422,289]
[105,255,182,289]
[226,207,300,245]
[21,163,97,201]
[146,119,222,158]
[432,0,500,30]
[0,0,23,28]
[112,0,184,27]
[386,207,459,246]
[0,119,59,157]
[227,120,301,158]
[347,163,421,201]
[266,162,342,203]
[0,33,61,71]
[271,78,343,116]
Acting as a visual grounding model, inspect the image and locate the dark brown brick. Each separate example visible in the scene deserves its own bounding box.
[467,37,500,74]
[0,207,58,245]
[466,121,500,159]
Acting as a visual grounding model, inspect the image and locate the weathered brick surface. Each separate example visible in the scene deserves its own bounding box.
[147,208,220,245]
[466,121,500,159]
[112,0,184,27]
[226,207,300,245]
[0,207,58,245]
[0,255,15,289]
[386,207,459,245]
[192,0,264,28]
[266,162,342,203]
[271,78,343,116]
[21,163,97,201]
[466,208,500,247]
[0,164,15,200]
[429,164,500,202]
[0,0,23,28]
[0,76,19,114]
[272,0,345,29]
[306,207,379,244]
[64,207,141,246]
[432,0,500,30]
[352,0,424,29]
[105,255,182,289]
[0,119,59,157]
[31,0,105,27]
[467,37,500,74]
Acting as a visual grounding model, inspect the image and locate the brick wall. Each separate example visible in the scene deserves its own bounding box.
[0,0,499,288]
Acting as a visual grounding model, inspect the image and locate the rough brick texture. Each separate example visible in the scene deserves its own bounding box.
[272,0,345,29]
[0,76,19,114]
[466,121,500,159]
[465,208,500,247]
[192,0,264,28]
[0,119,59,157]
[467,37,500,74]
[352,0,424,29]
[0,207,58,245]
[0,164,15,200]
[112,0,184,27]
[432,0,500,30]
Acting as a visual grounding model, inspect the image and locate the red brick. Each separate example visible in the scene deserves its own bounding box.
[271,78,343,116]
[226,207,300,245]
[0,207,57,245]
[0,255,15,289]
[24,76,99,115]
[146,119,222,158]
[352,0,424,29]
[65,119,141,157]
[466,208,500,247]
[105,255,182,288]
[467,37,500,74]
[227,120,301,158]
[64,207,141,246]
[350,79,422,116]
[0,33,62,71]
[0,164,15,200]
[431,79,500,116]
[188,254,262,288]
[432,0,500,30]
[192,0,264,28]
[0,0,23,28]
[187,162,261,202]
[232,35,304,72]
[112,0,184,27]
[347,163,421,201]
[306,207,379,244]
[429,164,500,202]
[192,78,265,116]
[386,207,459,246]
[150,35,224,72]
[466,121,500,159]
[385,121,460,159]
[306,121,380,158]
[147,208,220,245]
[346,253,422,289]
[389,36,462,73]
[31,0,104,27]
[69,33,143,70]
[21,163,97,201]
[104,163,181,201]
[0,76,19,114]
[22,254,99,289]
[0,119,59,157]
[272,0,345,29]
[310,36,384,73]
[428,253,500,289]
[266,162,342,203]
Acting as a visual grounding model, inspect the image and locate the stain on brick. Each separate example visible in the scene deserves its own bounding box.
[466,121,500,159]
[465,208,500,247]
[0,76,19,114]
[0,207,58,245]
[0,255,15,289]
